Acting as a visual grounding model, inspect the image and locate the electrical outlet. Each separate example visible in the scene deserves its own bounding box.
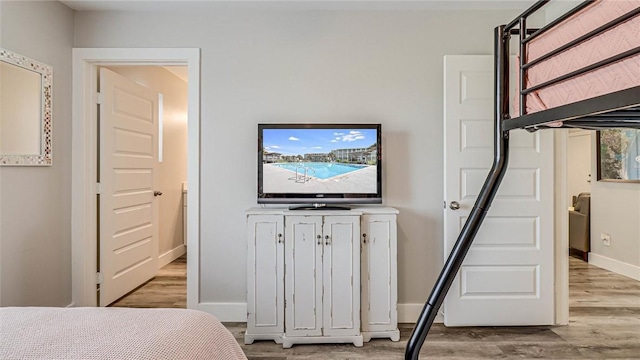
[601,233,611,246]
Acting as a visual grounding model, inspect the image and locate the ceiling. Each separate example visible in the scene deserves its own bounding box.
[60,0,533,13]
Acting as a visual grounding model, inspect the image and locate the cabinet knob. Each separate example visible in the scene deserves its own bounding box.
[363,233,367,244]
[317,234,322,245]
[325,235,330,245]
[278,233,283,243]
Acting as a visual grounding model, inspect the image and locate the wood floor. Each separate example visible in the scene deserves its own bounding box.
[112,255,640,359]
[110,254,186,308]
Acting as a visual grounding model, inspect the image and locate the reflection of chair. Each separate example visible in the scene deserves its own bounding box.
[569,192,591,261]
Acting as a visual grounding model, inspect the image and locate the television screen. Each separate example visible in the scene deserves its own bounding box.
[258,123,382,206]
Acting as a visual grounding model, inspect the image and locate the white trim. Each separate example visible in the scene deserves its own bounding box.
[0,163,2,306]
[158,244,186,269]
[71,48,200,309]
[589,253,640,281]
[66,302,76,308]
[398,303,443,324]
[554,131,569,325]
[198,302,248,322]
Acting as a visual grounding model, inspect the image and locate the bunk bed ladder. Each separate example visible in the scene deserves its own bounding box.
[405,24,511,360]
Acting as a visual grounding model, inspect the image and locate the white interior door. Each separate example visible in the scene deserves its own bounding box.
[443,55,554,326]
[99,67,160,306]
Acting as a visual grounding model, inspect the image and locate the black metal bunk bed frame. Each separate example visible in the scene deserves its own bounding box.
[405,1,640,359]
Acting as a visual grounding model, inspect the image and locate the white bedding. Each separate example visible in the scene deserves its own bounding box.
[0,307,247,360]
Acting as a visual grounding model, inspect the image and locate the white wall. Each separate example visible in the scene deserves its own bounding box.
[106,66,188,265]
[567,129,591,204]
[0,0,74,306]
[73,8,524,316]
[590,134,640,276]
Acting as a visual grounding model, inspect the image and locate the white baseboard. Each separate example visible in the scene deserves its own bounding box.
[589,253,640,281]
[196,302,440,324]
[158,244,186,269]
[398,303,443,324]
[198,302,247,322]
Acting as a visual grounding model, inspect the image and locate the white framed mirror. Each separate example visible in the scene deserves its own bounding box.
[0,47,52,166]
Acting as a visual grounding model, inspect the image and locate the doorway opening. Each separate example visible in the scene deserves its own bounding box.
[562,129,640,329]
[101,65,188,308]
[71,48,200,310]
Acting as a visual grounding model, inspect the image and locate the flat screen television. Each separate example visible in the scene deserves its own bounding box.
[258,123,382,209]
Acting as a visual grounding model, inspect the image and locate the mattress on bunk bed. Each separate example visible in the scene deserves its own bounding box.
[516,0,640,119]
[0,307,247,360]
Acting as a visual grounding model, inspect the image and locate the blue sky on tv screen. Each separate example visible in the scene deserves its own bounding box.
[263,128,377,156]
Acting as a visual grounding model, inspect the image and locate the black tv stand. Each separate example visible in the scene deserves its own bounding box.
[289,204,351,211]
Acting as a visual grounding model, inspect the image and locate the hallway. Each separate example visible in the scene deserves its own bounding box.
[110,254,186,308]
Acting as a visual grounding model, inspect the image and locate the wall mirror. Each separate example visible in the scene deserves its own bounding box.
[0,47,52,166]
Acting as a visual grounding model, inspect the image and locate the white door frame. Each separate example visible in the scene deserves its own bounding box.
[71,48,200,308]
[555,131,570,325]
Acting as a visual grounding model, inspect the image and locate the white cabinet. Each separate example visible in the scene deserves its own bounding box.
[284,215,362,348]
[245,207,398,348]
[361,212,399,342]
[245,214,285,344]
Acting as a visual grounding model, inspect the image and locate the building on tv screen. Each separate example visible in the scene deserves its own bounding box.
[262,128,378,194]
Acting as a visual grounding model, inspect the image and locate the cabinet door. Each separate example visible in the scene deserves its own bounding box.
[322,215,360,337]
[285,216,323,337]
[247,215,284,335]
[361,214,398,333]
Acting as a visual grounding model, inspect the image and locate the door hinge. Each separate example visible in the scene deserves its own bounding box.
[96,182,102,194]
[96,272,103,285]
[96,92,105,105]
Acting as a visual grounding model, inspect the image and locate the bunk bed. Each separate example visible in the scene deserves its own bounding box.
[405,0,640,359]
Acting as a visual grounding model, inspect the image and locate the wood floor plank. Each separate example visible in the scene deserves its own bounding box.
[111,255,640,359]
[110,254,186,308]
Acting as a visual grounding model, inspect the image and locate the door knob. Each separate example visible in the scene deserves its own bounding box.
[449,201,460,210]
[154,191,163,196]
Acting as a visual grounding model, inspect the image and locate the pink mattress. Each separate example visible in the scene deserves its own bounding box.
[515,0,640,120]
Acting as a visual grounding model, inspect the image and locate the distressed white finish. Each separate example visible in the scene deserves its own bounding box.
[321,216,360,337]
[99,68,159,306]
[285,215,323,338]
[443,56,554,326]
[245,214,284,344]
[245,208,397,347]
[360,212,400,342]
[283,214,361,348]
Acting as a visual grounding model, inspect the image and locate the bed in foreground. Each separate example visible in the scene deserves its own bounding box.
[0,307,247,360]
[406,0,640,359]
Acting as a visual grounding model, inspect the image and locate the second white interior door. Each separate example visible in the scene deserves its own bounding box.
[443,55,554,326]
